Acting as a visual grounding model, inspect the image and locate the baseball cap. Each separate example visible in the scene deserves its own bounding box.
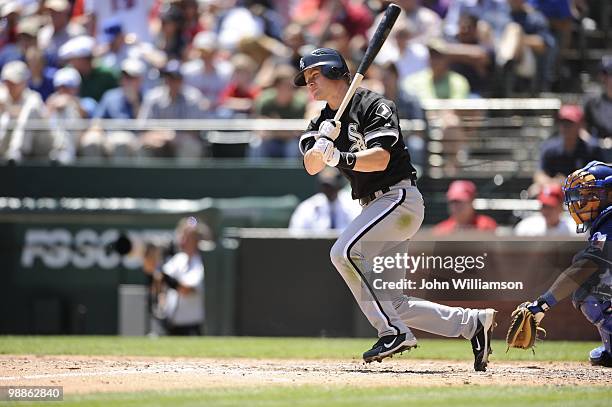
[101,18,123,44]
[1,60,30,83]
[446,180,477,202]
[58,36,95,60]
[45,0,70,12]
[558,105,583,123]
[121,58,146,77]
[16,17,40,37]
[1,1,20,18]
[193,31,218,51]
[53,66,81,88]
[539,184,564,207]
[161,59,182,77]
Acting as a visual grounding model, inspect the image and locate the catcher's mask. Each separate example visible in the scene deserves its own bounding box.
[563,161,612,233]
[294,47,350,86]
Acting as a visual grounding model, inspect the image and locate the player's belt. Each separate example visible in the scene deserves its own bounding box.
[359,178,416,207]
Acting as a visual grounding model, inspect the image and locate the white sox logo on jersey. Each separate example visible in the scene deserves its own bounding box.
[348,123,366,152]
[375,103,392,119]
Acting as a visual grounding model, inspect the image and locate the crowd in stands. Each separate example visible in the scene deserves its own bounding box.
[0,0,609,163]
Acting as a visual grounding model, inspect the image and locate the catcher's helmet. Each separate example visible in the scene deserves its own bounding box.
[563,161,612,233]
[294,48,350,86]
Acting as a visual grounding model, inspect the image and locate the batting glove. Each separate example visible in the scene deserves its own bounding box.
[313,138,341,167]
[318,119,341,141]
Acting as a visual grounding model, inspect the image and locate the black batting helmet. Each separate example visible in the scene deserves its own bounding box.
[294,48,350,86]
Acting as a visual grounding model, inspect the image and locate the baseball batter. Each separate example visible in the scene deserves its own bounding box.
[295,48,497,371]
[512,161,612,367]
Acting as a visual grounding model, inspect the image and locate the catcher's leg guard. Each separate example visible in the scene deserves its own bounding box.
[576,296,612,356]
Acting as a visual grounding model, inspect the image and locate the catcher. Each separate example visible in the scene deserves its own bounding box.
[507,161,612,367]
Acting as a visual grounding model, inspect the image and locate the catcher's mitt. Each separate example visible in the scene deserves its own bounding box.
[506,302,546,352]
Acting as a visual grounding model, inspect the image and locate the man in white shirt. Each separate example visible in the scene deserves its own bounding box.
[289,168,361,231]
[514,183,579,237]
[157,217,210,335]
[84,0,154,44]
[0,60,48,162]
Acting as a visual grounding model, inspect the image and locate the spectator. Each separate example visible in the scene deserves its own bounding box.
[0,2,24,67]
[25,47,55,102]
[444,0,511,40]
[527,0,574,55]
[180,0,204,44]
[433,180,497,235]
[95,58,145,119]
[508,0,556,93]
[245,0,284,41]
[392,19,429,81]
[401,39,470,100]
[46,66,87,163]
[138,59,207,158]
[81,58,144,158]
[535,105,602,188]
[154,216,210,336]
[291,0,373,39]
[83,0,155,44]
[96,18,133,74]
[217,0,265,51]
[252,64,306,158]
[38,0,86,68]
[218,53,260,117]
[584,56,612,143]
[281,22,306,71]
[58,35,118,103]
[373,0,441,66]
[182,31,233,108]
[0,1,20,49]
[0,60,48,162]
[514,183,578,237]
[447,12,495,96]
[380,62,428,170]
[395,0,443,43]
[153,3,187,60]
[289,168,361,231]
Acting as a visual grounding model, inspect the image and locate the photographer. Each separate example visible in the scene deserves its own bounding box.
[144,217,210,336]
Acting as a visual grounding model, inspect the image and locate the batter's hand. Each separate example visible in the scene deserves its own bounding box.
[312,138,334,159]
[318,119,341,141]
[313,138,341,167]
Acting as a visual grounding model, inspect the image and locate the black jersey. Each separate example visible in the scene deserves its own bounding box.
[299,87,417,200]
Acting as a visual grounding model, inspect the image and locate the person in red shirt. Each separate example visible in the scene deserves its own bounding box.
[218,53,260,117]
[433,180,497,235]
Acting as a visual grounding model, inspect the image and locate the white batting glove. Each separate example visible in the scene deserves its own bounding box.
[312,138,340,167]
[318,119,341,141]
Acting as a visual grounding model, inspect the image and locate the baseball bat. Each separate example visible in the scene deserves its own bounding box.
[333,3,401,121]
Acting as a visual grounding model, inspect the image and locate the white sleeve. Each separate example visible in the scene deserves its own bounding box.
[179,258,204,288]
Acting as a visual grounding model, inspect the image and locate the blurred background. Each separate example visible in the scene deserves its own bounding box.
[0,0,610,340]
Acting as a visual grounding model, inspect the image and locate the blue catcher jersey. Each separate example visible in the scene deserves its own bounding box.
[573,207,612,302]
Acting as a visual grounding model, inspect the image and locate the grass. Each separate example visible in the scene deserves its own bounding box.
[46,386,612,407]
[0,336,601,362]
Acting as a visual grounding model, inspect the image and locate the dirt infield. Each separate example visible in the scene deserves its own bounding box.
[1,355,610,394]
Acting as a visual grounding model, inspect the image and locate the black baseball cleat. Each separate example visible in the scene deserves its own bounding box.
[363,333,418,364]
[471,308,497,372]
[589,346,612,367]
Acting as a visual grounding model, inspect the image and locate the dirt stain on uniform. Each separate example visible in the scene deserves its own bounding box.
[397,214,413,229]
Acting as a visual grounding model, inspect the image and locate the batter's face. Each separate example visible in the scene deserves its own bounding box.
[304,67,337,101]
